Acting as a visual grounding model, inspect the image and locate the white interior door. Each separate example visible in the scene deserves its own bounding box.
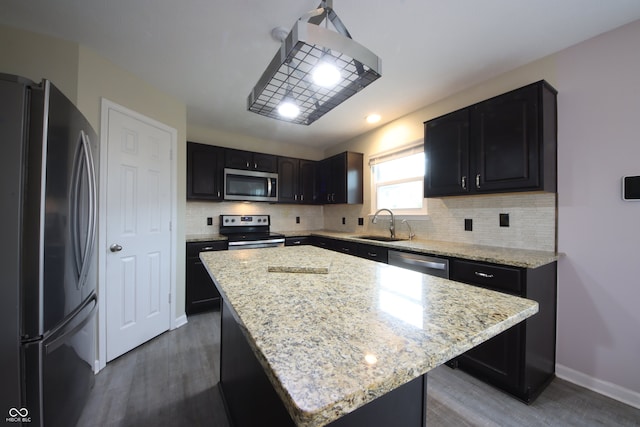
[104,107,173,362]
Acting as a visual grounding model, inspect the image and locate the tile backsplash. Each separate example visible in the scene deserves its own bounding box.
[186,201,324,236]
[323,192,557,252]
[187,192,556,252]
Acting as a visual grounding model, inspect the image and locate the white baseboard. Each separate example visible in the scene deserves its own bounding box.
[174,314,188,329]
[556,364,640,409]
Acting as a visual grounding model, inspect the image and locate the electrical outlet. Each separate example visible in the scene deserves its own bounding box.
[296,216,300,224]
[342,217,346,225]
[464,218,473,231]
[207,217,213,226]
[500,213,510,227]
[358,217,364,226]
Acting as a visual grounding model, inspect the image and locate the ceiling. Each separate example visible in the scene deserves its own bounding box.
[2,1,640,149]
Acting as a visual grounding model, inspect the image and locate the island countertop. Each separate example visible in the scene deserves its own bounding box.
[201,245,539,427]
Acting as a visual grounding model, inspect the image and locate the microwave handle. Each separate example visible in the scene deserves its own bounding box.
[268,177,272,196]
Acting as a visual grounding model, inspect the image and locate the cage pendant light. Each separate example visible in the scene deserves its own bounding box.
[247,0,382,125]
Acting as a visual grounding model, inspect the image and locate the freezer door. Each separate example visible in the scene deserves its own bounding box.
[0,75,29,420]
[21,80,99,339]
[22,294,97,427]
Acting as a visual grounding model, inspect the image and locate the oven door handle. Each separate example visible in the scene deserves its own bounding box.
[228,238,285,247]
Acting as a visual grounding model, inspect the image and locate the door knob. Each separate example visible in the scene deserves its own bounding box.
[110,243,123,252]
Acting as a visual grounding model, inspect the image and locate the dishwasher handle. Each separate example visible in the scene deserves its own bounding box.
[401,257,447,270]
[388,250,450,279]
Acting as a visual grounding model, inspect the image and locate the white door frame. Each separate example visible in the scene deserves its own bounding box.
[96,98,178,372]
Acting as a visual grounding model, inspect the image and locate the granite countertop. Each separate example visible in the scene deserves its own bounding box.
[187,230,558,268]
[309,231,558,269]
[185,234,227,243]
[200,246,539,427]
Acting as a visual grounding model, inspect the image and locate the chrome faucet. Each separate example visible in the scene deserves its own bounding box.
[402,219,415,241]
[372,208,395,238]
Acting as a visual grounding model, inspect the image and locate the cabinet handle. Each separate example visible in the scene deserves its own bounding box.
[461,176,467,189]
[475,271,494,278]
[246,161,250,168]
[217,191,221,198]
[367,252,378,257]
[254,162,258,169]
[295,194,298,201]
[301,194,304,201]
[476,174,481,188]
[201,246,215,251]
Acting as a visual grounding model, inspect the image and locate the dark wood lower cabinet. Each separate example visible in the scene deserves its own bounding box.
[219,300,428,427]
[185,241,226,315]
[448,259,557,403]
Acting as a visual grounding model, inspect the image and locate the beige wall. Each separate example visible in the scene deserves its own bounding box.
[188,124,324,161]
[0,25,79,102]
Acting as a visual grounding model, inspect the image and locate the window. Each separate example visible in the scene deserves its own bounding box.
[370,143,426,215]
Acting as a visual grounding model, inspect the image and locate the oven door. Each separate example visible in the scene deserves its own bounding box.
[227,238,285,250]
[224,168,278,202]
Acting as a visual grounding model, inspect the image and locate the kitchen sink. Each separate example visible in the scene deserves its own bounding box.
[355,235,406,242]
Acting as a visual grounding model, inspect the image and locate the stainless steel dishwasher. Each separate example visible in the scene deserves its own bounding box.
[388,250,450,279]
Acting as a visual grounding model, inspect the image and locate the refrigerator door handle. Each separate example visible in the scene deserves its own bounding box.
[72,130,98,290]
[44,293,97,354]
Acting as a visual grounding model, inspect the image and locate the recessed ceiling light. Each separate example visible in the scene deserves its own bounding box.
[366,114,381,124]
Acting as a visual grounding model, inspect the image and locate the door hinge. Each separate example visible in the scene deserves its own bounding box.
[169,220,172,231]
[168,293,171,304]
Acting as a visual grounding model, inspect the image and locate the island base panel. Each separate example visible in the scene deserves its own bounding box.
[219,300,428,427]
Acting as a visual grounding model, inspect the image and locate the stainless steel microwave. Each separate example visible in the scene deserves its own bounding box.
[223,168,278,202]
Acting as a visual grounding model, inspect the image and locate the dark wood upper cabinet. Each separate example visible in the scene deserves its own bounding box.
[187,142,224,200]
[299,160,317,204]
[278,157,317,204]
[424,80,557,197]
[316,152,363,204]
[225,148,278,172]
[424,109,470,197]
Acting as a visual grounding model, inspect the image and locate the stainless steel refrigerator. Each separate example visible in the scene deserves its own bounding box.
[1,73,98,426]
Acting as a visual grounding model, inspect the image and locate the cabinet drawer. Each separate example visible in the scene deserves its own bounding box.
[187,240,228,257]
[356,244,388,263]
[450,259,523,296]
[285,236,310,246]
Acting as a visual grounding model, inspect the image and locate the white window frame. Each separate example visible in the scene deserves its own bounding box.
[369,142,428,217]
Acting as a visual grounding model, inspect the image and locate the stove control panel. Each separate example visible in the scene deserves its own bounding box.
[220,214,270,227]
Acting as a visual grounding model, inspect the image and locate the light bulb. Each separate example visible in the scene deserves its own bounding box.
[312,60,341,88]
[366,114,381,124]
[277,98,300,118]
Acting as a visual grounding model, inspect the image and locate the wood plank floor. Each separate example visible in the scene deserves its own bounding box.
[78,310,640,426]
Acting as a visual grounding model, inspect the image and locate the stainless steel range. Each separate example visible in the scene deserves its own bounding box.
[219,215,285,250]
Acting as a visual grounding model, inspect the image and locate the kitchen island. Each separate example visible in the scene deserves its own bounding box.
[201,246,538,427]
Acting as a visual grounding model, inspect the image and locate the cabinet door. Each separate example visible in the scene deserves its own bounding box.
[253,152,278,172]
[224,148,254,170]
[299,160,316,204]
[472,84,539,192]
[424,109,469,197]
[187,142,223,200]
[455,324,524,395]
[331,154,347,203]
[278,157,299,203]
[316,158,332,204]
[186,256,221,315]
